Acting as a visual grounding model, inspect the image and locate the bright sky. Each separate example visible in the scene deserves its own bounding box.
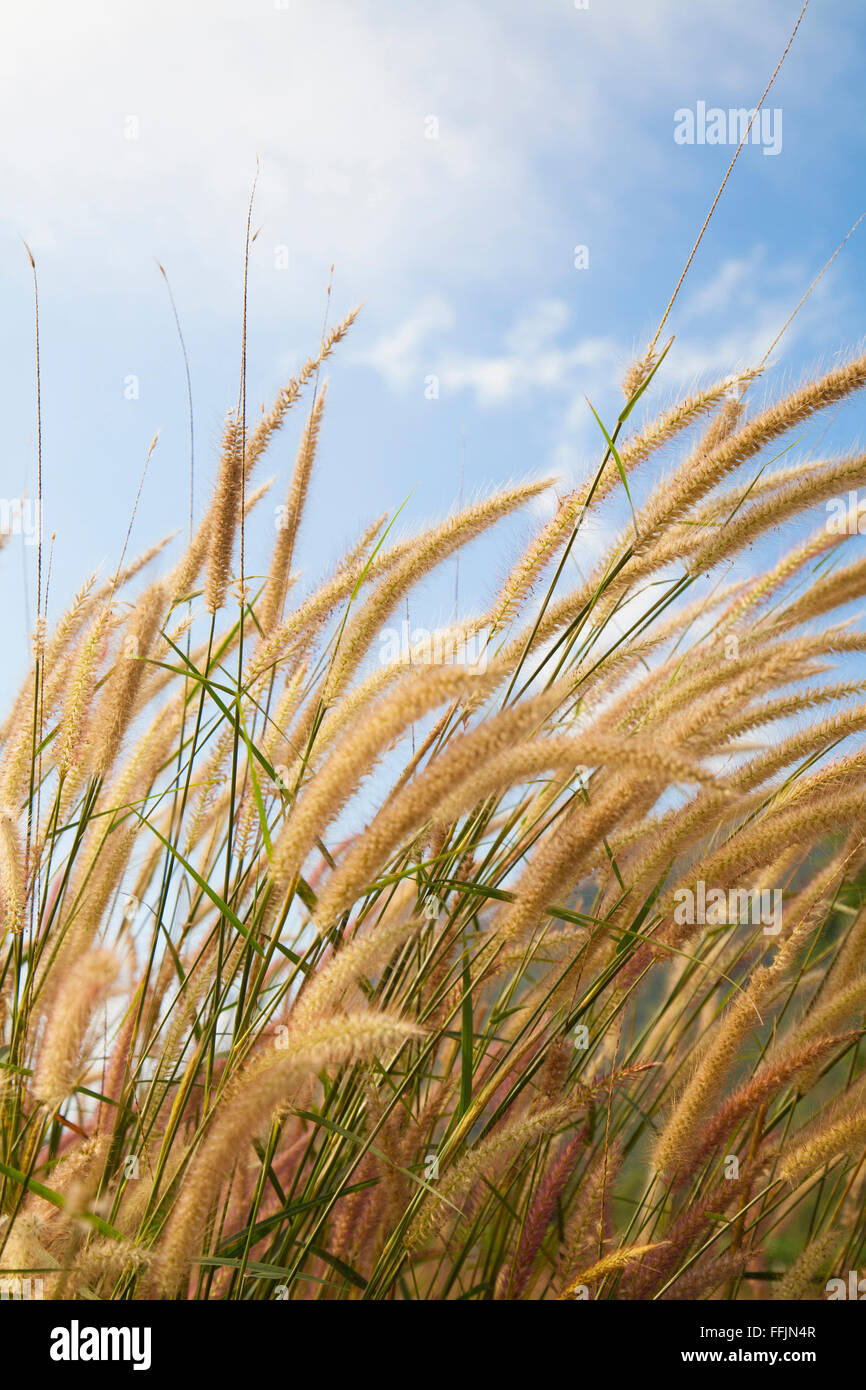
[2,0,865,697]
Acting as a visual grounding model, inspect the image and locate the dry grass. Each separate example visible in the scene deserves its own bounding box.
[3,265,866,1303]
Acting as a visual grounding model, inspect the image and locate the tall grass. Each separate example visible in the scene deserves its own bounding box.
[3,283,866,1301]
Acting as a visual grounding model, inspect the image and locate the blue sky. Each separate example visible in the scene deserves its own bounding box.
[2,0,865,698]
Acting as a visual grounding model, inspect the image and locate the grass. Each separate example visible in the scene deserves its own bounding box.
[3,292,866,1301]
[4,6,866,1295]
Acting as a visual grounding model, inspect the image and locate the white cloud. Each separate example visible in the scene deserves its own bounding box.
[0,0,813,311]
[359,297,620,407]
[353,228,848,517]
[0,0,586,297]
[357,240,838,451]
[503,301,571,356]
[440,334,620,407]
[664,249,840,383]
[360,298,455,390]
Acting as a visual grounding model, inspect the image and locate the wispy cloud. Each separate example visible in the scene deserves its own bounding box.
[358,245,841,486]
[0,0,822,304]
[358,297,619,406]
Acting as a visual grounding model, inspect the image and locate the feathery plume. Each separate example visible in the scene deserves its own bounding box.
[88,583,167,777]
[146,1010,422,1296]
[31,949,120,1108]
[260,384,328,633]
